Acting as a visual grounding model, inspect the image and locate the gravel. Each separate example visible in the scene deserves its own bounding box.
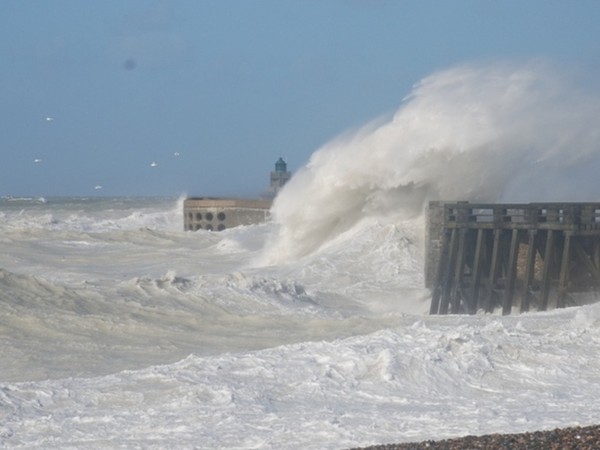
[348,424,600,449]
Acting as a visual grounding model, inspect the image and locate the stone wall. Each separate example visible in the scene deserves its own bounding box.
[183,198,272,231]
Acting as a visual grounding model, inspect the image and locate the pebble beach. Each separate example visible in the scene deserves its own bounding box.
[349,424,600,450]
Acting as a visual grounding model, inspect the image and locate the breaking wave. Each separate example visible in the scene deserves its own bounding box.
[261,60,600,263]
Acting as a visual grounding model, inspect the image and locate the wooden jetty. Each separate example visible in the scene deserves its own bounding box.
[426,202,600,315]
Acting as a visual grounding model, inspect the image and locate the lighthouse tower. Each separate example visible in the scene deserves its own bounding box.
[270,157,291,195]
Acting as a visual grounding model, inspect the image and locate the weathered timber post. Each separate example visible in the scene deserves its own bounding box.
[439,228,458,314]
[450,228,468,313]
[469,228,484,314]
[540,229,555,311]
[502,228,520,315]
[521,229,537,313]
[483,228,502,313]
[427,202,600,315]
[425,201,446,289]
[557,232,572,308]
[429,228,448,315]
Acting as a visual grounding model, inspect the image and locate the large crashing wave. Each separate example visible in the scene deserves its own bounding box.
[261,61,600,263]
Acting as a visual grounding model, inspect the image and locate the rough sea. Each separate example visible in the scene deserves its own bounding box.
[3,62,600,449]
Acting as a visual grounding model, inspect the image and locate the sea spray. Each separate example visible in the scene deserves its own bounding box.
[261,61,600,263]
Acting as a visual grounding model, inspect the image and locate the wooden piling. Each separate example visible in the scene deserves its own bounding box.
[469,229,484,314]
[427,202,600,315]
[521,230,537,313]
[540,229,555,311]
[483,228,502,313]
[429,229,449,315]
[557,232,572,308]
[502,229,520,315]
[450,229,468,313]
[438,228,458,315]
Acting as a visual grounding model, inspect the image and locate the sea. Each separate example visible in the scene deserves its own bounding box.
[3,62,600,449]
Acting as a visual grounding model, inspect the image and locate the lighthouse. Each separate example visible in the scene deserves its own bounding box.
[269,157,291,195]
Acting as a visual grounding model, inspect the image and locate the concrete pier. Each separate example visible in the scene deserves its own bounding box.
[183,158,290,232]
[184,198,272,231]
[426,202,600,315]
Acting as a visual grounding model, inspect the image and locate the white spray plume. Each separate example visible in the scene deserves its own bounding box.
[261,60,600,263]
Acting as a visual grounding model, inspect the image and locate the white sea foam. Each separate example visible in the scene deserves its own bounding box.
[2,305,600,449]
[0,196,185,233]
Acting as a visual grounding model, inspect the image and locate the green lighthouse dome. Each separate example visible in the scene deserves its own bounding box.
[275,157,287,173]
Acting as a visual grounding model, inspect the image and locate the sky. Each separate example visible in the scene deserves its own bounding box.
[1,1,600,198]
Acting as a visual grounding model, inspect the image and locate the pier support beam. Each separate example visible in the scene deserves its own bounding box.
[427,201,600,315]
[438,228,458,315]
[502,229,520,315]
[521,230,537,313]
[469,229,484,314]
[450,229,468,314]
[540,229,555,311]
[557,232,572,308]
[483,229,502,313]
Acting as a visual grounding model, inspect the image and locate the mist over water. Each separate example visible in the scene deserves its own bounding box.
[263,61,600,262]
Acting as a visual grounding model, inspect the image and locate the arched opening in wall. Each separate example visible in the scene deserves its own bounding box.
[205,212,214,221]
[205,224,213,231]
[188,212,193,220]
[195,224,202,231]
[217,212,226,221]
[196,212,202,221]
[217,224,226,231]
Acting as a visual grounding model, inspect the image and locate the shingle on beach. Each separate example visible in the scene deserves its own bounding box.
[349,424,600,450]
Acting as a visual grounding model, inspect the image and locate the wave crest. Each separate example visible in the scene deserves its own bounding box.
[261,61,600,263]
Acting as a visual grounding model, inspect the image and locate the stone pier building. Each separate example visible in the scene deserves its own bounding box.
[183,197,272,231]
[183,158,291,231]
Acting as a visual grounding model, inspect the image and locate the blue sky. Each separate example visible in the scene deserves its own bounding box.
[2,0,600,197]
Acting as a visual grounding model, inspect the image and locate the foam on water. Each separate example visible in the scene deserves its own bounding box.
[3,304,600,449]
[0,195,185,232]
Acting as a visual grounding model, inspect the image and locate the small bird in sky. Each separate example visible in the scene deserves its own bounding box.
[173,151,180,157]
[150,161,158,167]
[34,158,42,163]
[94,185,103,190]
[45,117,54,122]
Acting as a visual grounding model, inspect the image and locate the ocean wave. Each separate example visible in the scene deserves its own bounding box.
[262,61,600,263]
[0,268,85,311]
[0,197,184,233]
